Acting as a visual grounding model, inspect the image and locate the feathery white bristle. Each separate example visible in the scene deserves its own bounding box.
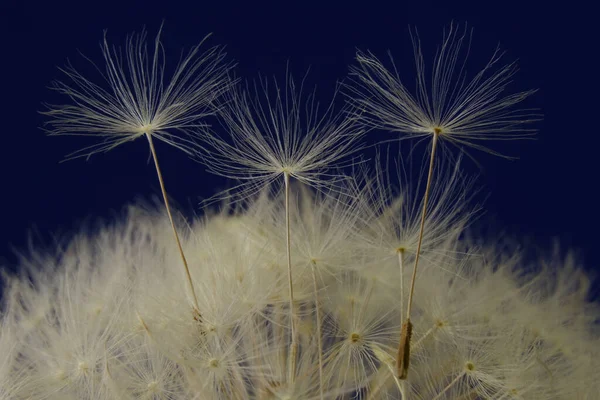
[2,24,598,400]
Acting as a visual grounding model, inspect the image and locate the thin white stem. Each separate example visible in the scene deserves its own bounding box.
[431,371,465,400]
[311,260,324,400]
[284,172,298,384]
[388,366,407,400]
[406,132,439,319]
[412,324,438,349]
[397,132,439,379]
[275,304,286,373]
[367,359,407,400]
[145,133,200,313]
[397,248,405,319]
[399,380,407,400]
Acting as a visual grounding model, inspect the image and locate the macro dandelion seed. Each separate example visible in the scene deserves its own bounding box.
[42,26,234,317]
[43,26,232,159]
[348,22,541,380]
[196,70,365,200]
[348,23,540,157]
[195,70,364,394]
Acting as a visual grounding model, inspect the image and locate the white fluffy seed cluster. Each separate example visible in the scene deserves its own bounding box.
[2,23,599,399]
[1,182,599,399]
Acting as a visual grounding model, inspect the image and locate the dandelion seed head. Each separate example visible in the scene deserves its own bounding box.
[348,22,541,158]
[43,26,233,160]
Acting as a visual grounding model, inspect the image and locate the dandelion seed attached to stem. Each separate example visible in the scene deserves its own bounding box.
[195,71,364,386]
[43,27,233,318]
[349,23,539,380]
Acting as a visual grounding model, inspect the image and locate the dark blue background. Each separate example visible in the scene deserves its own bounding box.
[0,1,597,290]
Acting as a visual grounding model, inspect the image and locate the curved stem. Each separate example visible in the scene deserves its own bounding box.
[431,371,464,400]
[406,132,438,319]
[397,247,405,320]
[284,172,298,383]
[145,133,200,314]
[397,132,439,379]
[311,260,324,400]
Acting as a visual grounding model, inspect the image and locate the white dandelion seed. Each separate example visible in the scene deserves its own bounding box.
[347,22,540,380]
[348,23,540,157]
[44,25,232,159]
[196,70,365,201]
[43,26,234,316]
[195,70,364,393]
